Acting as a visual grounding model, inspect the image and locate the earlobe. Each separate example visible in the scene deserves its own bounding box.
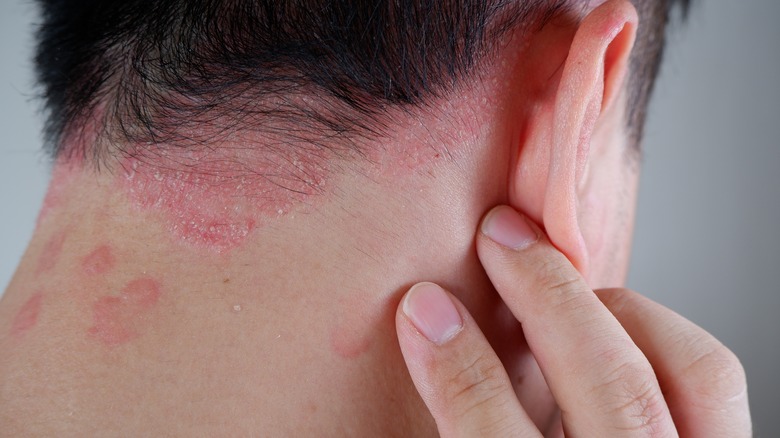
[508,0,637,280]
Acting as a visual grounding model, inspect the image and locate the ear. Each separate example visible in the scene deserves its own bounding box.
[509,0,637,279]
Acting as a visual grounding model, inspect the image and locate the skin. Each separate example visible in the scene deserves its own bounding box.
[0,0,749,435]
[397,206,752,437]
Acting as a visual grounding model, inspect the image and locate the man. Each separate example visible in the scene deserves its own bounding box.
[0,0,751,435]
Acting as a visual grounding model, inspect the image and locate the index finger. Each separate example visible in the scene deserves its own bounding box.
[475,206,676,437]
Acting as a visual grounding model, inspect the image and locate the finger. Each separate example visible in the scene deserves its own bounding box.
[476,206,677,437]
[396,282,542,438]
[596,288,752,438]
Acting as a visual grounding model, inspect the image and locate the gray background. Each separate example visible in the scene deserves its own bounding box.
[1,1,778,434]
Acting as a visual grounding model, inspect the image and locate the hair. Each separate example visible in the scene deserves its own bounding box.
[34,0,690,163]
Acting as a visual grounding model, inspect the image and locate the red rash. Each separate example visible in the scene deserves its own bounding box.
[35,231,67,275]
[118,146,326,251]
[330,324,372,360]
[37,159,80,226]
[329,294,377,360]
[88,278,162,347]
[81,245,116,275]
[10,293,44,337]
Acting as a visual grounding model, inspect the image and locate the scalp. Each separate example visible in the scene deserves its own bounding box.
[35,0,563,161]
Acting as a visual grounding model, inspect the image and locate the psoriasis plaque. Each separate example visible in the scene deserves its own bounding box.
[88,277,162,347]
[35,231,67,275]
[118,146,326,251]
[10,292,44,337]
[81,245,116,275]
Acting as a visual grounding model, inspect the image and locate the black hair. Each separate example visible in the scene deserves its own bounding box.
[34,0,690,161]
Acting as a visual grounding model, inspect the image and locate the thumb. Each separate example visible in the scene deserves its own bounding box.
[396,282,540,438]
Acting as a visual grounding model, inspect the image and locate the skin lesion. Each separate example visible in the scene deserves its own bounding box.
[34,231,67,275]
[10,240,165,348]
[9,292,44,338]
[81,245,116,276]
[115,142,328,253]
[86,278,163,347]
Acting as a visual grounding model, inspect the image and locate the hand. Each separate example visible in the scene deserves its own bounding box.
[395,206,751,437]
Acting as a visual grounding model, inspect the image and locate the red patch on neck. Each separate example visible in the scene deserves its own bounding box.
[37,160,81,226]
[35,231,67,275]
[87,278,162,347]
[11,292,44,337]
[330,325,373,360]
[328,294,379,360]
[118,146,326,251]
[81,245,116,276]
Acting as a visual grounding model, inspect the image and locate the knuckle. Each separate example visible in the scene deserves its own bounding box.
[594,288,638,315]
[533,257,585,302]
[596,361,670,436]
[444,351,509,418]
[684,343,748,403]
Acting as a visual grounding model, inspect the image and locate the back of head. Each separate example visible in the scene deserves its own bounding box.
[36,0,689,164]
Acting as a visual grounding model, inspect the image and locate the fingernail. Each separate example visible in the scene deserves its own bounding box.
[403,283,463,345]
[481,206,538,249]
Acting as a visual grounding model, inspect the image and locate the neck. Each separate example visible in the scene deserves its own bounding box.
[1,138,557,434]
